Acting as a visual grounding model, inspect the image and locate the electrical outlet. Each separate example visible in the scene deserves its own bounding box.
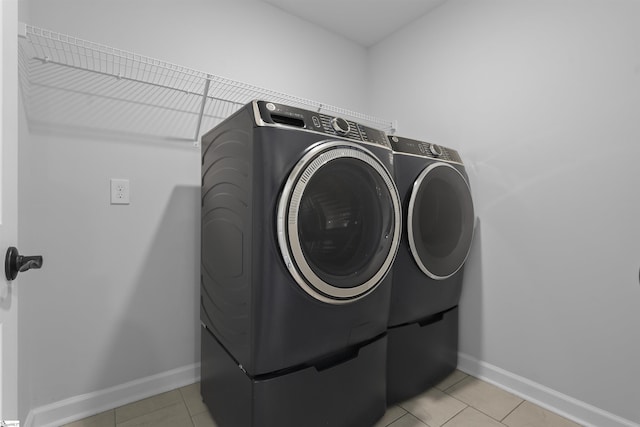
[110,179,130,205]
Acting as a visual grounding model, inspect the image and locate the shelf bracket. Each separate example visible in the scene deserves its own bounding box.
[390,119,399,134]
[193,75,212,147]
[18,22,28,39]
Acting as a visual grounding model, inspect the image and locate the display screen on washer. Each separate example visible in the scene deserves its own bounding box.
[408,163,474,280]
[278,141,401,303]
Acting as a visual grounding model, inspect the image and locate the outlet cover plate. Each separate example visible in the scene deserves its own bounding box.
[110,178,130,205]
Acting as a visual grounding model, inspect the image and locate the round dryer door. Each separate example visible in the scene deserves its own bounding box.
[408,162,474,280]
[277,141,401,304]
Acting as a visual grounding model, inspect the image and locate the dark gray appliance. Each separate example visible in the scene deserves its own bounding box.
[386,135,474,404]
[200,101,402,427]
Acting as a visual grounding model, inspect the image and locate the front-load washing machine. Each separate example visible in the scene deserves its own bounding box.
[200,100,401,427]
[386,135,474,404]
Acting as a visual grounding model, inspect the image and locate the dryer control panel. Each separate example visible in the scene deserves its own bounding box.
[255,101,391,149]
[389,135,463,164]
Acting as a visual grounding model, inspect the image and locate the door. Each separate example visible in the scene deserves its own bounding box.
[408,162,475,280]
[277,141,401,304]
[1,0,19,422]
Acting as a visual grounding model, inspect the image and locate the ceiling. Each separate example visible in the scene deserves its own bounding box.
[260,0,447,47]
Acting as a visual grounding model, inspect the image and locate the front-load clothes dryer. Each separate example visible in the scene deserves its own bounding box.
[386,135,474,404]
[388,136,474,327]
[200,100,401,427]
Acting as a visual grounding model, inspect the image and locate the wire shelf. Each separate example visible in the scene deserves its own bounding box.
[18,24,396,146]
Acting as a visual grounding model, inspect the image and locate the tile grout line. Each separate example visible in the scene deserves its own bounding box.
[500,399,526,423]
[432,384,471,427]
[179,386,198,427]
[383,410,408,427]
[438,403,469,427]
[440,375,526,425]
[440,373,471,393]
[441,375,473,395]
[403,412,430,427]
[440,385,521,426]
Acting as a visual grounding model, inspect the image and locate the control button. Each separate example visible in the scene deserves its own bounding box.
[331,117,350,135]
[392,136,399,142]
[312,116,321,128]
[430,144,443,157]
[266,103,276,111]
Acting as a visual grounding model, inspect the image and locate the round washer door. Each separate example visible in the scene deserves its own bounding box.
[277,141,401,304]
[408,162,474,280]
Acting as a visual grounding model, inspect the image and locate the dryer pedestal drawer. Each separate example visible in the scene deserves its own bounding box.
[386,306,459,405]
[201,326,387,427]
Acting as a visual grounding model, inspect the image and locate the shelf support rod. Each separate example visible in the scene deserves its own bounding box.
[194,75,212,146]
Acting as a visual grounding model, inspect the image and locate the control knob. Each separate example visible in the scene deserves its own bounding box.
[331,117,350,135]
[429,143,443,157]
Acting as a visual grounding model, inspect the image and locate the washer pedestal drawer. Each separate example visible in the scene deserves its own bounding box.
[201,326,387,427]
[386,306,459,405]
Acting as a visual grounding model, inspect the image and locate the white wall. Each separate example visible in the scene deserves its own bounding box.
[17,1,369,423]
[369,0,640,425]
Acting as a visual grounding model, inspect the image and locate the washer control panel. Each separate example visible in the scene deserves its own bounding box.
[389,135,463,164]
[256,101,391,148]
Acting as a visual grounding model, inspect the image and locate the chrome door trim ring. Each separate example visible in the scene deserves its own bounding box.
[277,140,401,304]
[407,162,474,280]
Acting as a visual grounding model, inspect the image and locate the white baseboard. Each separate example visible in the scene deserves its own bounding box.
[458,353,639,427]
[22,356,640,427]
[23,363,200,427]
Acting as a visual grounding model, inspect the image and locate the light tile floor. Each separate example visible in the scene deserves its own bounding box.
[62,371,583,427]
